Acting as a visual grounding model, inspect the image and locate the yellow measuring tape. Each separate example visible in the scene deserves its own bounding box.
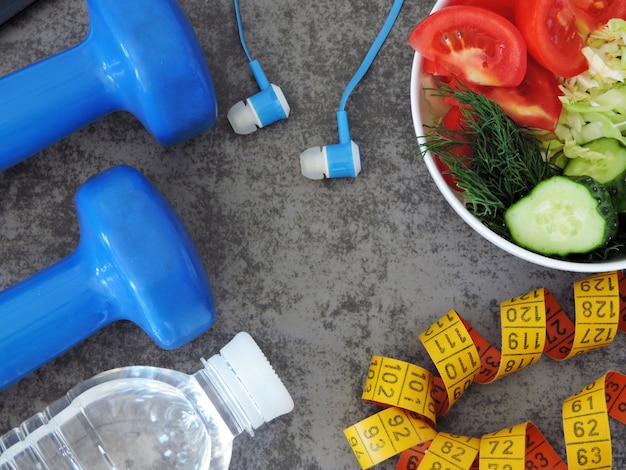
[344,271,626,469]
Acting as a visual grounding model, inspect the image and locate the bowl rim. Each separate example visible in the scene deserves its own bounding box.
[410,1,626,273]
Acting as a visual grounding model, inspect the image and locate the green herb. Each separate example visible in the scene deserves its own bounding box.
[419,80,626,261]
[419,80,555,235]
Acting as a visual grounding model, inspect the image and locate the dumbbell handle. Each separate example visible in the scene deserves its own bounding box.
[0,249,111,390]
[0,41,111,170]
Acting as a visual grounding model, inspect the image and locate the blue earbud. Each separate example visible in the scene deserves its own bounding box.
[228,0,290,135]
[300,111,361,180]
[228,60,290,135]
[300,0,405,179]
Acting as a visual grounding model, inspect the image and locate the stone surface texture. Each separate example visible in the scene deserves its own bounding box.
[0,0,625,468]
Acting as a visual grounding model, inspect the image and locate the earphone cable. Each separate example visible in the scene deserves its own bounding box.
[338,0,405,112]
[234,0,253,63]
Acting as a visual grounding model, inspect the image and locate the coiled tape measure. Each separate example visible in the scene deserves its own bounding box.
[344,270,626,469]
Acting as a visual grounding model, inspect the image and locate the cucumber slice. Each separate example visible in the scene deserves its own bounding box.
[505,175,617,256]
[564,137,626,212]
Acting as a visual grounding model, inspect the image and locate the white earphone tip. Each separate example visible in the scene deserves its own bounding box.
[300,146,328,180]
[227,101,259,135]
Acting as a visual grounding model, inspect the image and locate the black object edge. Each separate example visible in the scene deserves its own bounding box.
[0,0,38,26]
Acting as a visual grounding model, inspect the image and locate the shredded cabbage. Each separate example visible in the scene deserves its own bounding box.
[542,19,626,163]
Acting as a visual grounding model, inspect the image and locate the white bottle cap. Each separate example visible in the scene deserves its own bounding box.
[207,332,294,430]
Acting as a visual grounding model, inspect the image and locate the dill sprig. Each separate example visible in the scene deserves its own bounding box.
[418,80,626,262]
[420,81,556,229]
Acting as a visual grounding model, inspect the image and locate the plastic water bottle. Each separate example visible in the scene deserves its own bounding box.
[0,332,294,469]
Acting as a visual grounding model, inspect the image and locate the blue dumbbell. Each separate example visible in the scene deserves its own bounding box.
[0,0,218,171]
[0,165,216,390]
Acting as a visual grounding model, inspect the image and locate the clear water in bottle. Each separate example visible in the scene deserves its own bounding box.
[0,332,294,469]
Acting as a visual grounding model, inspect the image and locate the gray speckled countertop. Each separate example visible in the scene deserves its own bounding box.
[0,0,625,468]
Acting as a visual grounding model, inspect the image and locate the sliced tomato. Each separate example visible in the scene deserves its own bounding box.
[478,58,563,131]
[447,0,516,22]
[572,0,626,35]
[514,0,588,78]
[422,58,451,76]
[433,106,472,191]
[437,59,562,131]
[408,6,527,87]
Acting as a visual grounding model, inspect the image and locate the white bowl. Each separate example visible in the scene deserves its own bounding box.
[410,0,626,272]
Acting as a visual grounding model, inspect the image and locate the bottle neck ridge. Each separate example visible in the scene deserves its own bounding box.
[194,356,263,438]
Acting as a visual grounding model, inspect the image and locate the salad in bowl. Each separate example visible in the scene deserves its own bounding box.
[410,0,626,272]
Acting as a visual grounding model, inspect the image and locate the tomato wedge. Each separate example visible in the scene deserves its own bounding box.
[478,58,563,131]
[572,0,626,35]
[438,59,562,131]
[408,6,527,87]
[514,0,588,78]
